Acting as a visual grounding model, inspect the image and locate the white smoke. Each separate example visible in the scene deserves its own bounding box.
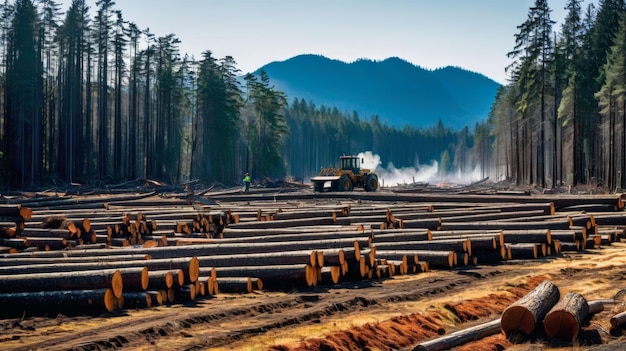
[358,151,483,187]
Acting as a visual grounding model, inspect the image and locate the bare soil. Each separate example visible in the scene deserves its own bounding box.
[2,240,626,351]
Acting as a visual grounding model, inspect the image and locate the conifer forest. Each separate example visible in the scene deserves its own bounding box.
[1,0,625,190]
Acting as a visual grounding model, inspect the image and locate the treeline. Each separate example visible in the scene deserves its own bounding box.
[489,0,626,189]
[0,0,486,189]
[0,0,289,188]
[282,99,487,181]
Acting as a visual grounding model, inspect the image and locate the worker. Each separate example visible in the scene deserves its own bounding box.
[243,172,251,193]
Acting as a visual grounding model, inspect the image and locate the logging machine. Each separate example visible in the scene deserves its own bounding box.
[311,154,379,192]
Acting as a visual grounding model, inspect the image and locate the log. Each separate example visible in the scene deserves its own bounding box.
[16,237,67,251]
[118,267,149,291]
[177,229,369,245]
[398,250,455,269]
[313,248,342,267]
[0,288,118,316]
[507,243,539,260]
[216,277,256,293]
[431,231,504,248]
[122,292,152,309]
[320,266,342,284]
[588,300,605,314]
[195,250,317,268]
[176,284,196,302]
[221,225,363,238]
[502,229,552,245]
[371,230,431,243]
[146,290,164,305]
[213,264,313,290]
[413,318,502,351]
[0,237,29,250]
[610,311,626,328]
[0,256,198,284]
[501,280,560,336]
[0,254,152,267]
[148,269,175,289]
[543,292,589,340]
[442,209,548,223]
[369,239,469,255]
[441,220,570,232]
[0,269,124,298]
[400,218,442,230]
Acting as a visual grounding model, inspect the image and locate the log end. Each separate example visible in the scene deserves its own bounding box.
[189,257,200,283]
[501,306,536,336]
[111,270,124,299]
[104,288,118,312]
[544,311,580,339]
[141,266,149,291]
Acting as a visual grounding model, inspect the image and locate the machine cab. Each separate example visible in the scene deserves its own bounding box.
[340,155,361,174]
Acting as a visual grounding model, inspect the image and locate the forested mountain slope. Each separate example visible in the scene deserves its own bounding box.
[258,54,501,128]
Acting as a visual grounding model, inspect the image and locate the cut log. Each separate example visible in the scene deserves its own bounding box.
[371,230,431,243]
[610,311,626,328]
[0,254,152,267]
[588,300,605,314]
[117,267,149,291]
[0,256,198,284]
[213,264,312,290]
[320,266,342,284]
[195,250,316,268]
[543,292,589,340]
[414,318,501,351]
[441,220,569,232]
[501,280,560,336]
[393,250,456,269]
[0,288,118,316]
[216,277,256,293]
[146,290,164,305]
[148,269,175,289]
[122,292,151,309]
[176,284,196,302]
[507,243,539,260]
[0,269,124,299]
[502,229,552,245]
[369,239,469,255]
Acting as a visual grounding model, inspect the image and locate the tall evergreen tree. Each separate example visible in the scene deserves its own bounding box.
[3,0,41,186]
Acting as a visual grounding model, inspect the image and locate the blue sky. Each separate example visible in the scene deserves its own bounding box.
[66,0,598,84]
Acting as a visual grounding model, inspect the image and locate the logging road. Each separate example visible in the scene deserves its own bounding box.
[2,242,626,351]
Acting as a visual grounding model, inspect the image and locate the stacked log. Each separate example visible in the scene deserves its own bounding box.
[0,190,622,318]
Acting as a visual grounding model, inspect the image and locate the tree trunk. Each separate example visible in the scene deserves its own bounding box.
[370,239,469,255]
[213,264,313,290]
[414,318,502,351]
[501,280,560,336]
[148,269,174,290]
[0,269,124,298]
[543,292,589,340]
[195,250,317,268]
[0,288,118,316]
[440,220,570,232]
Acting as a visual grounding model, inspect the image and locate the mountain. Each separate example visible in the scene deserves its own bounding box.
[256,54,501,129]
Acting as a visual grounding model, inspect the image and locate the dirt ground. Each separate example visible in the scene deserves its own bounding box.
[2,238,626,351]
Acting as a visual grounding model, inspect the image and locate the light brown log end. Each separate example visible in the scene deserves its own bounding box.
[111,270,124,299]
[104,288,118,312]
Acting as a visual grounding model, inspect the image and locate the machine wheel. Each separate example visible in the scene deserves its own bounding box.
[337,174,353,191]
[364,173,379,192]
[313,181,323,192]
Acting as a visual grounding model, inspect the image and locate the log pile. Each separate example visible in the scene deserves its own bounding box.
[0,191,625,317]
